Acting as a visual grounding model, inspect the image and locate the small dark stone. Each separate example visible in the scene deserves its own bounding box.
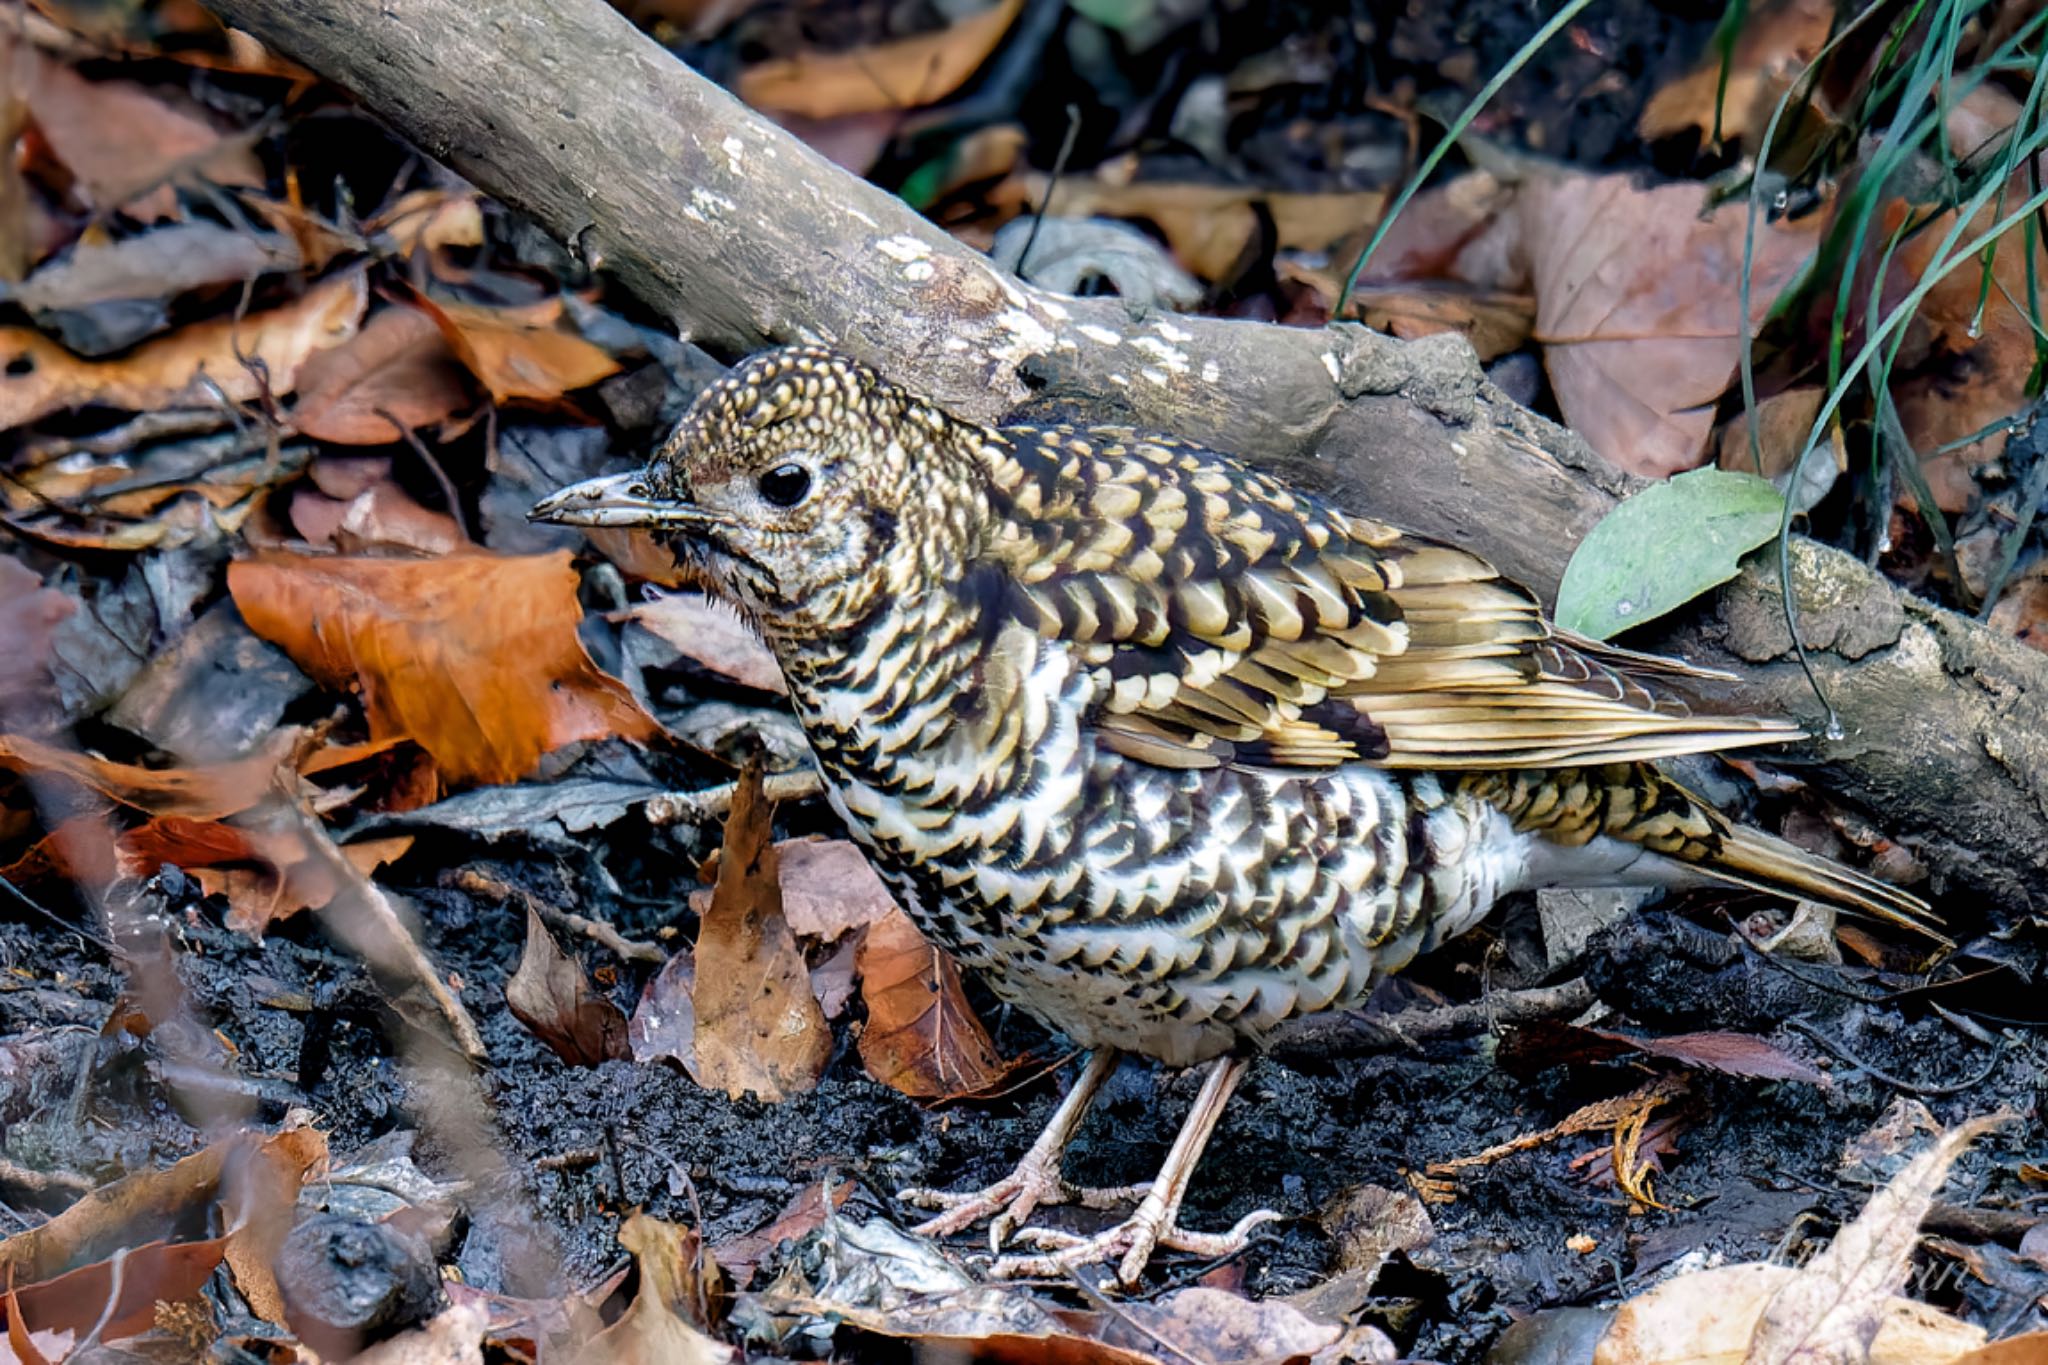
[277,1214,441,1359]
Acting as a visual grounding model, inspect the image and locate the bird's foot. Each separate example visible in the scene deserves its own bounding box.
[991,1202,1281,1287]
[902,1160,1149,1250]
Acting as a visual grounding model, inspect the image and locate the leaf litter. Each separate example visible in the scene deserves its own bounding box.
[0,0,2041,1362]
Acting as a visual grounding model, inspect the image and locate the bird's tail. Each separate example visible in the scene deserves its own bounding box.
[1461,763,1948,946]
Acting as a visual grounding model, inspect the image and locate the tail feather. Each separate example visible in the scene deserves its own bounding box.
[1464,764,1947,945]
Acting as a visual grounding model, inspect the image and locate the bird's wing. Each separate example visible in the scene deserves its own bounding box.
[975,427,1799,773]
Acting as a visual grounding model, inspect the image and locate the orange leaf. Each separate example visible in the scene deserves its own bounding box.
[0,270,367,429]
[739,0,1024,118]
[228,551,658,787]
[857,906,1008,1099]
[410,294,620,404]
[0,731,288,820]
[691,756,831,1101]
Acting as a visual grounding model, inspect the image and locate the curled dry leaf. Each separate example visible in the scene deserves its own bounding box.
[0,269,368,429]
[409,293,620,405]
[690,756,832,1102]
[688,835,898,941]
[857,906,1008,1099]
[624,592,786,695]
[117,816,411,937]
[506,905,631,1066]
[738,0,1024,118]
[290,303,475,444]
[0,557,73,727]
[0,729,290,820]
[228,550,659,788]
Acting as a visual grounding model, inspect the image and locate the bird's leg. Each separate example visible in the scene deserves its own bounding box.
[902,1050,1140,1249]
[993,1055,1280,1287]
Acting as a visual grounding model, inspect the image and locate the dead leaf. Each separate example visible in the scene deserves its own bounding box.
[290,479,467,556]
[857,906,1008,1099]
[410,293,620,405]
[1591,1261,1986,1365]
[16,42,262,220]
[1345,283,1535,361]
[219,1125,329,1325]
[1887,118,2048,513]
[506,905,630,1066]
[1639,0,1835,145]
[12,222,300,317]
[1718,388,1828,479]
[0,557,74,729]
[1520,173,1822,476]
[0,730,288,820]
[629,950,700,1081]
[1747,1113,2011,1364]
[739,0,1024,118]
[1988,567,2048,655]
[112,816,411,936]
[775,837,897,940]
[712,1180,852,1278]
[1003,167,1386,283]
[1097,1286,1393,1365]
[578,1214,734,1365]
[290,303,475,444]
[0,269,367,429]
[586,527,690,586]
[691,756,832,1101]
[365,189,486,255]
[228,550,659,788]
[624,593,786,695]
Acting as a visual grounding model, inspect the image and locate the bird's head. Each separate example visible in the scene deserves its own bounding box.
[531,345,990,639]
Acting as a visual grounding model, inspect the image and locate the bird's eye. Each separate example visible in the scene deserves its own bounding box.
[757,462,812,508]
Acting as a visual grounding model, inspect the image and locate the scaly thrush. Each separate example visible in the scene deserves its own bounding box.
[532,345,1938,1285]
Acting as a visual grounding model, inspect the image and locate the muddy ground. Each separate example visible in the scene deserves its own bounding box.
[7,821,2041,1363]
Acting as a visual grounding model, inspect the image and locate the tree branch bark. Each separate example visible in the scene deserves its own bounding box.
[200,0,2047,910]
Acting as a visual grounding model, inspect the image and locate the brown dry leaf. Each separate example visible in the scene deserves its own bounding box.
[1746,1113,2011,1364]
[624,593,785,695]
[1007,169,1386,283]
[578,1214,735,1365]
[349,1302,491,1365]
[776,837,896,940]
[115,816,411,936]
[291,303,475,444]
[410,293,620,405]
[228,551,659,788]
[0,269,367,429]
[1639,0,1834,144]
[506,904,631,1066]
[1519,173,1822,477]
[290,480,467,556]
[857,905,1008,1099]
[1888,109,2048,513]
[712,1180,853,1278]
[0,557,73,728]
[628,950,700,1080]
[1717,387,1827,479]
[364,188,486,255]
[0,730,289,820]
[691,756,832,1101]
[16,42,262,220]
[1952,1333,2048,1365]
[739,0,1023,118]
[1345,283,1534,361]
[1988,568,2048,655]
[1097,1286,1395,1364]
[218,1125,329,1325]
[1591,1261,1986,1364]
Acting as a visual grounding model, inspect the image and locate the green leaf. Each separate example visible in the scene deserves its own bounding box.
[1555,467,1785,640]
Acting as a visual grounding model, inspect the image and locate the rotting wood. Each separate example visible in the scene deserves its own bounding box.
[198,0,2048,911]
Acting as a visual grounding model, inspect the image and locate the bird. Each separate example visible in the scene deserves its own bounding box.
[530,343,1940,1287]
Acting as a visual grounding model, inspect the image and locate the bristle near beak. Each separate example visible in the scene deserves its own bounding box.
[528,472,732,530]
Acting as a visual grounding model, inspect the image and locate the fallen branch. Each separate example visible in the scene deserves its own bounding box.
[201,0,2048,910]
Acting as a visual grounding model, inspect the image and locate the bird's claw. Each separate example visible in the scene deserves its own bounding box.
[992,1207,1282,1287]
[903,1165,1149,1250]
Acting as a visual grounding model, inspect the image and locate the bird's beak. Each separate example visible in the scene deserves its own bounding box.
[528,472,731,530]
